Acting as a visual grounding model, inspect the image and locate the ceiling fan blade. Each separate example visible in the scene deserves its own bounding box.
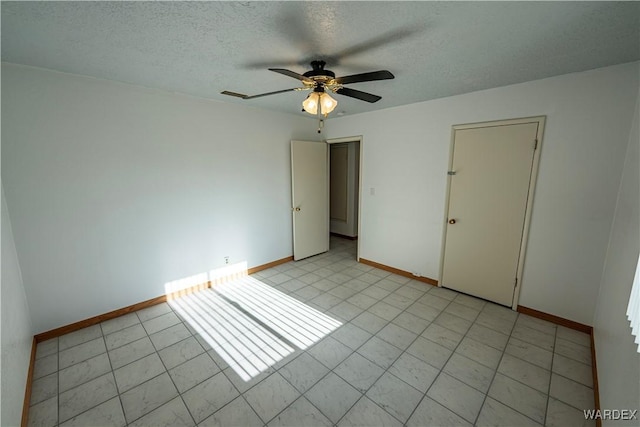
[269,68,314,84]
[330,26,424,63]
[242,59,303,69]
[335,87,382,103]
[245,87,306,99]
[221,87,306,100]
[334,70,395,85]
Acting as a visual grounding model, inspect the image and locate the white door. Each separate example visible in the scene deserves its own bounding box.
[291,140,329,260]
[441,121,541,306]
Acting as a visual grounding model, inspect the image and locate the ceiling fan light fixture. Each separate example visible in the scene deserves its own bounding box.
[302,91,338,116]
[226,61,393,117]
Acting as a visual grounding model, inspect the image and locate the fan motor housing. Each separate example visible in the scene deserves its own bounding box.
[303,60,335,80]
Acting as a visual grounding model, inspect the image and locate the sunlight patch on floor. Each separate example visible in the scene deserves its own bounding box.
[165,263,342,381]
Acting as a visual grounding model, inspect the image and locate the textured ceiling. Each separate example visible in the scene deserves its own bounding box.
[2,1,639,118]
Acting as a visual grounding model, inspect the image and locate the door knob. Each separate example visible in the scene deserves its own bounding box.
[449,219,456,224]
[294,207,301,212]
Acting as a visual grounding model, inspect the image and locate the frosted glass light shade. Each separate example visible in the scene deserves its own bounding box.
[302,93,319,115]
[302,91,338,116]
[320,92,337,115]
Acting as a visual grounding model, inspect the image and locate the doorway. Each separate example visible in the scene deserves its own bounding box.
[440,117,545,308]
[327,137,362,261]
[290,137,362,262]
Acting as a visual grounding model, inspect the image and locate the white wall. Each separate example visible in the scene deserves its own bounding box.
[2,63,318,333]
[3,62,638,333]
[325,62,639,325]
[593,88,639,425]
[1,184,33,427]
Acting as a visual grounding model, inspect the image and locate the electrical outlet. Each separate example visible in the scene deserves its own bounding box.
[224,256,229,265]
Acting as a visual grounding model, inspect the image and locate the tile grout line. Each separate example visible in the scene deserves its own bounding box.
[483,315,561,426]
[326,286,463,425]
[284,271,486,425]
[55,328,114,425]
[102,325,127,427]
[470,309,518,426]
[545,325,559,424]
[405,295,480,425]
[325,319,405,425]
[490,320,594,419]
[55,308,210,425]
[145,312,199,427]
[265,262,412,425]
[339,287,459,426]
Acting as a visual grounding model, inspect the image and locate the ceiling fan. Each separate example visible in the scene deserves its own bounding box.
[221,60,394,117]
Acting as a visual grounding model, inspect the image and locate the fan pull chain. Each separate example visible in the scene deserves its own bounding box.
[317,117,324,134]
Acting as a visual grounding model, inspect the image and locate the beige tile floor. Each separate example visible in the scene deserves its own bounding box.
[28,237,595,426]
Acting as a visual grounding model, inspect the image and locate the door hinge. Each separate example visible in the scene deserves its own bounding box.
[514,277,518,288]
[447,171,456,176]
[533,139,538,150]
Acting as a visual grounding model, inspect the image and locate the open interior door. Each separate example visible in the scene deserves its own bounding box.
[291,140,329,260]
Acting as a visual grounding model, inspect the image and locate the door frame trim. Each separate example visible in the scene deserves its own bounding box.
[439,116,546,310]
[326,136,363,261]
